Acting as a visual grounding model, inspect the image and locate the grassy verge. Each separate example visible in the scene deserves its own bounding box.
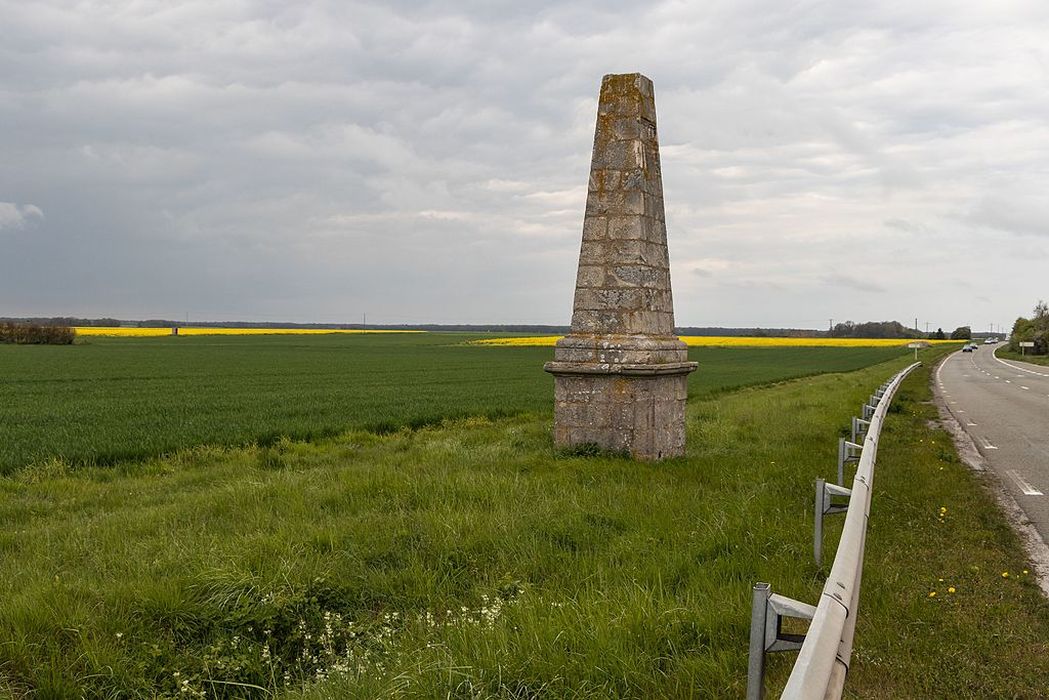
[787,357,1049,697]
[1,348,1046,697]
[996,348,1049,366]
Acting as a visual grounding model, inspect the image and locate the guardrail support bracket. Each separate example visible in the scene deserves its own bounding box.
[851,416,870,443]
[814,477,852,566]
[747,582,817,700]
[837,438,862,486]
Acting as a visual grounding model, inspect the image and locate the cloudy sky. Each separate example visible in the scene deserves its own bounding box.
[2,1,1047,330]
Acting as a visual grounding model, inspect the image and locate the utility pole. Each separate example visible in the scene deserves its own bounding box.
[363,312,367,334]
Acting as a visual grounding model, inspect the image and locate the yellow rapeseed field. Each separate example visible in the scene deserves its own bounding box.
[473,336,961,348]
[74,327,425,337]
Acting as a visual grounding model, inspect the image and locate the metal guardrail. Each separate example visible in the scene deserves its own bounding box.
[747,362,921,700]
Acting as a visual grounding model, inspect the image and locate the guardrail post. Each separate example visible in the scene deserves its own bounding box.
[814,478,852,566]
[747,583,771,700]
[851,416,870,443]
[747,583,817,700]
[837,438,862,486]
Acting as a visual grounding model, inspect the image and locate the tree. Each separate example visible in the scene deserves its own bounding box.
[932,328,946,340]
[830,320,921,339]
[1008,303,1049,355]
[950,326,971,340]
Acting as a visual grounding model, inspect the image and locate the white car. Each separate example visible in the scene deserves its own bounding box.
[984,337,998,344]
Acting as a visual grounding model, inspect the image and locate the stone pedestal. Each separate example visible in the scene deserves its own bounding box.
[544,73,696,460]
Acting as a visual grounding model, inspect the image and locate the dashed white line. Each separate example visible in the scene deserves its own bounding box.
[979,436,999,450]
[1007,470,1044,496]
[1022,386,1030,390]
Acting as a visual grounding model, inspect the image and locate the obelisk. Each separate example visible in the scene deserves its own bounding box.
[544,73,696,460]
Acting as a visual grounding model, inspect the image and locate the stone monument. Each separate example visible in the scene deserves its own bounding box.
[544,73,697,460]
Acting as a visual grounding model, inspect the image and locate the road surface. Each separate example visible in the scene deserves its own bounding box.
[936,343,1049,542]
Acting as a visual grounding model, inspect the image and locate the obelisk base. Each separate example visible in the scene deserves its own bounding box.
[544,362,696,460]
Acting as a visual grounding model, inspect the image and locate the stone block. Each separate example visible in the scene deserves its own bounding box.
[607,215,645,241]
[589,169,622,193]
[577,240,607,266]
[551,373,689,459]
[586,190,645,217]
[574,264,605,288]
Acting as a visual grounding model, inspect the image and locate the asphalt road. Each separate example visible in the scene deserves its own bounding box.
[936,343,1049,541]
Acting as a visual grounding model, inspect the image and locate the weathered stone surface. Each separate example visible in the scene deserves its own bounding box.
[543,73,697,460]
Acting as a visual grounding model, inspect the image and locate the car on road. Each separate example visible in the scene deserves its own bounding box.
[962,344,975,352]
[984,337,998,344]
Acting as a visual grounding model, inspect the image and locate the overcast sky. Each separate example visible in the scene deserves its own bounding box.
[2,1,1047,330]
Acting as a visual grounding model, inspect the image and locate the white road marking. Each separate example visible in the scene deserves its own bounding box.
[1007,470,1044,496]
[967,422,977,426]
[1006,380,1012,384]
[995,376,1001,380]
[979,436,999,450]
[1022,386,1030,390]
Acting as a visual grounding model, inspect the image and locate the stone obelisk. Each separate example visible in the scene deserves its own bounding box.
[544,73,697,460]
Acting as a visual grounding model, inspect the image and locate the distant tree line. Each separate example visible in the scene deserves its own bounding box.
[1009,301,1049,355]
[0,323,75,345]
[1,317,123,328]
[830,320,923,339]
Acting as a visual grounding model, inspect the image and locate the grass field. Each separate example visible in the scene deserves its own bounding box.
[0,334,912,473]
[2,347,1047,698]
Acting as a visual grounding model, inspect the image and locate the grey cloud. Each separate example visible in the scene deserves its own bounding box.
[0,202,43,231]
[2,1,1048,329]
[967,194,1049,238]
[821,274,886,294]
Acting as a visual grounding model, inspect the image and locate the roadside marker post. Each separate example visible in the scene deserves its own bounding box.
[1020,341,1035,356]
